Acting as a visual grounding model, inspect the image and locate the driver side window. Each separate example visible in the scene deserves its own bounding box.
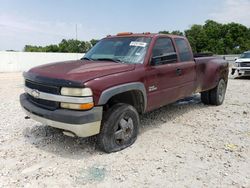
[151,37,177,65]
[152,38,175,57]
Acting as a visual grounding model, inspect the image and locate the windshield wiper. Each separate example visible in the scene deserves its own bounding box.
[96,58,124,63]
[81,57,94,61]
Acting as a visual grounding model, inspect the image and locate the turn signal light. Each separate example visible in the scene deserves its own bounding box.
[79,103,94,110]
[60,102,94,110]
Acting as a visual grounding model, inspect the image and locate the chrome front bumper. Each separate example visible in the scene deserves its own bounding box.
[231,67,250,76]
[20,94,103,138]
[23,108,101,137]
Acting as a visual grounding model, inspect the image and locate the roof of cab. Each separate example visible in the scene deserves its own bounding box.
[105,32,185,39]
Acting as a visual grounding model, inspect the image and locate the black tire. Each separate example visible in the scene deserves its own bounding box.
[209,79,227,105]
[231,68,236,75]
[97,103,139,153]
[201,91,210,105]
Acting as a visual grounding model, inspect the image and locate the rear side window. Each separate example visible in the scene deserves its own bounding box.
[152,38,175,57]
[174,38,193,62]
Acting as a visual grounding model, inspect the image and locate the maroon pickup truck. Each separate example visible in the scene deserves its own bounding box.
[20,33,229,153]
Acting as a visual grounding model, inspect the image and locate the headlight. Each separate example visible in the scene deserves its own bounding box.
[234,62,240,67]
[61,102,94,110]
[61,87,92,97]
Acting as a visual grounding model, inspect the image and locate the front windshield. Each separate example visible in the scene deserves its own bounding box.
[83,37,152,64]
[240,52,250,58]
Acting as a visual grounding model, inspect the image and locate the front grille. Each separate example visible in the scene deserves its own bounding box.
[27,95,59,110]
[25,80,60,110]
[25,80,60,94]
[240,62,250,67]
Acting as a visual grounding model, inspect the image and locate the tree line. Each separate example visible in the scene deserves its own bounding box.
[24,39,99,53]
[24,20,250,54]
[160,20,250,54]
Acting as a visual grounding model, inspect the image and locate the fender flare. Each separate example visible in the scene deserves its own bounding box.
[98,82,147,111]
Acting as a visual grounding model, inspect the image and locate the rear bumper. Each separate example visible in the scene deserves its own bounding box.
[20,94,103,137]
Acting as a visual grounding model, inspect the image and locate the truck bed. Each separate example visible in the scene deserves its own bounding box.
[194,56,228,93]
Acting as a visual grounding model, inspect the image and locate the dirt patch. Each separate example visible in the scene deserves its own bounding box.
[0,73,249,187]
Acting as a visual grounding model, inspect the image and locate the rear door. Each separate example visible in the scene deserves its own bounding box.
[173,38,196,98]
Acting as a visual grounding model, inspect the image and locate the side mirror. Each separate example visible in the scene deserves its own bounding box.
[234,57,238,61]
[151,52,178,66]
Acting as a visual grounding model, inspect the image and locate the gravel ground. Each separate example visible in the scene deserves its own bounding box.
[0,72,249,188]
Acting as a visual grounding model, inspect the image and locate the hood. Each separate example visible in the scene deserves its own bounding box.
[236,58,250,63]
[29,60,135,83]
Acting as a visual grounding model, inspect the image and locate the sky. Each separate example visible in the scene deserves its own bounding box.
[1,0,250,51]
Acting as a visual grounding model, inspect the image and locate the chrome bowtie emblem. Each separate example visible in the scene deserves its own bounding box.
[31,89,40,98]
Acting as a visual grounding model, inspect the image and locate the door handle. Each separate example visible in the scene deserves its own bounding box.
[176,68,182,76]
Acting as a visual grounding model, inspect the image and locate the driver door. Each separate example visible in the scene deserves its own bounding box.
[145,37,181,111]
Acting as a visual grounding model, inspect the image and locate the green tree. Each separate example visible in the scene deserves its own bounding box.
[45,45,59,52]
[184,20,250,54]
[58,39,69,52]
[58,39,88,53]
[159,30,183,36]
[159,30,170,34]
[203,20,224,53]
[24,45,45,52]
[185,24,208,53]
[171,30,184,36]
[90,39,99,47]
[223,22,250,54]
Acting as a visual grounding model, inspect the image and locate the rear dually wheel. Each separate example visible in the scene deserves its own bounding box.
[201,79,227,106]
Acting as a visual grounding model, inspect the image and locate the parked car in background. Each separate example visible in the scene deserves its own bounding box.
[231,51,250,77]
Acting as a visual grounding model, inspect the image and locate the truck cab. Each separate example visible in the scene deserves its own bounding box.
[20,32,228,153]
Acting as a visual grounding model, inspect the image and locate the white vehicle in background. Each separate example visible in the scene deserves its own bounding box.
[231,51,250,77]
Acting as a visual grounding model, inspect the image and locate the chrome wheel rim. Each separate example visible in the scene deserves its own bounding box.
[114,117,134,145]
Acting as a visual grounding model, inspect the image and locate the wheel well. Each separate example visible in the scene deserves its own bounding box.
[104,90,145,114]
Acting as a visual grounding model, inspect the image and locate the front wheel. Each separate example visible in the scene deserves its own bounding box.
[97,103,139,153]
